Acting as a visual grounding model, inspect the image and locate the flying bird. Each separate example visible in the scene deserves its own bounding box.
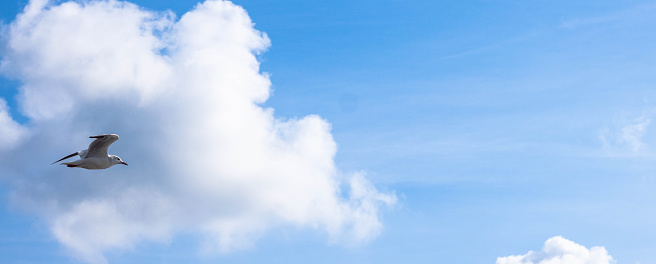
[52,134,128,169]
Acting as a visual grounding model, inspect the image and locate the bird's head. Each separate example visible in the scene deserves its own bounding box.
[111,155,128,166]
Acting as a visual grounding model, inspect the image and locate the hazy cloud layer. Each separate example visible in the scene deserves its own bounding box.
[0,0,396,263]
[496,236,615,264]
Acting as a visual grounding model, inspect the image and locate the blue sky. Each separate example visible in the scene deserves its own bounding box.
[1,0,656,263]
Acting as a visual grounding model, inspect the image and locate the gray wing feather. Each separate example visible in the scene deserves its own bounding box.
[85,134,119,158]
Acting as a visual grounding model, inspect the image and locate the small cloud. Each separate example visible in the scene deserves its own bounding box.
[496,236,616,264]
[599,116,651,155]
[619,118,650,152]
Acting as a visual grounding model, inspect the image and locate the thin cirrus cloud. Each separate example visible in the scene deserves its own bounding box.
[496,236,616,264]
[0,0,397,263]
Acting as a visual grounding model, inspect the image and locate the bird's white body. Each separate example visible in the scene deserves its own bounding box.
[62,155,119,170]
[52,134,127,170]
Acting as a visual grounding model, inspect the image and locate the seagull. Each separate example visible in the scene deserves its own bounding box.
[52,134,128,169]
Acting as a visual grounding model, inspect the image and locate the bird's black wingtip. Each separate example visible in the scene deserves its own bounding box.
[89,134,119,139]
[51,152,79,165]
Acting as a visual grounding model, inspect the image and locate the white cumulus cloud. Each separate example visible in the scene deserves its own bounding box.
[496,236,616,264]
[0,0,397,263]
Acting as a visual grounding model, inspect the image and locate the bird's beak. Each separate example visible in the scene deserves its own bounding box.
[121,162,128,166]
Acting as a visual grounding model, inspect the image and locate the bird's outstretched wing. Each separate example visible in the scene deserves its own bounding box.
[51,152,80,165]
[85,134,119,158]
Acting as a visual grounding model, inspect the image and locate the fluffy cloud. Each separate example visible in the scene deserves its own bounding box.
[0,0,396,263]
[496,236,616,264]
